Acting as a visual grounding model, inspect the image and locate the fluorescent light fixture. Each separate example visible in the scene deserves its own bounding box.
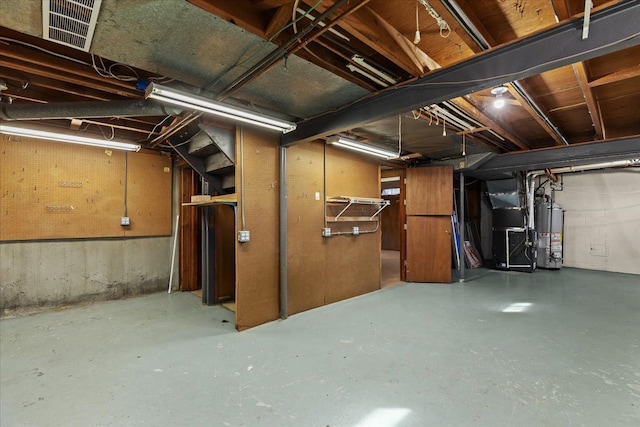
[145,83,296,133]
[0,124,141,151]
[351,55,397,85]
[327,136,398,159]
[347,64,389,88]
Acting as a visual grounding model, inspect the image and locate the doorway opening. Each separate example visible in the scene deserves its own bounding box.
[380,170,404,287]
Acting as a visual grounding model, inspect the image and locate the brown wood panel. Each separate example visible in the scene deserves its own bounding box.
[0,136,172,241]
[381,194,400,250]
[123,151,172,237]
[1,136,124,240]
[235,127,280,330]
[325,146,381,303]
[406,166,453,216]
[179,167,201,291]
[406,215,451,283]
[325,232,380,303]
[286,142,327,315]
[214,204,236,302]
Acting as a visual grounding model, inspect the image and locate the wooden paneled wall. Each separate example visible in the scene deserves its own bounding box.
[287,142,381,315]
[234,127,280,330]
[0,136,172,241]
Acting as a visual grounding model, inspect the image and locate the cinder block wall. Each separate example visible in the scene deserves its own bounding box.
[552,169,640,275]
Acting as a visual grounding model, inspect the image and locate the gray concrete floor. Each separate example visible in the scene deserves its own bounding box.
[1,268,639,426]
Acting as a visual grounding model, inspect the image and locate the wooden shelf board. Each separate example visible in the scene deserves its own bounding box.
[182,193,237,206]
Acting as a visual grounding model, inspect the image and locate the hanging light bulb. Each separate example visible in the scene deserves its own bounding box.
[413,2,421,44]
[491,86,508,109]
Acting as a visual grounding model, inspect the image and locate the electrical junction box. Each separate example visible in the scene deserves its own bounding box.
[238,230,250,243]
[120,216,131,226]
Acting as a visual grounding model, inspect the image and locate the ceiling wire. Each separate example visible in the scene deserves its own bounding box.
[414,2,421,44]
[292,0,301,34]
[398,113,402,156]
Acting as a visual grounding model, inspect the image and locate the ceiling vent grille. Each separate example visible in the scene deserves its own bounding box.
[42,0,102,52]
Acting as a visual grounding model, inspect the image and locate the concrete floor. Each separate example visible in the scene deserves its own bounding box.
[1,268,639,426]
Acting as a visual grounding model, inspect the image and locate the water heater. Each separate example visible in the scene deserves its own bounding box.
[535,200,563,269]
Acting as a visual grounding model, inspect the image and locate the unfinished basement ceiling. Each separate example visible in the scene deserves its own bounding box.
[0,0,639,162]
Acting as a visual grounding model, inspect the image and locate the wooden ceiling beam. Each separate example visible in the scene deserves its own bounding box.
[252,0,292,12]
[0,62,121,101]
[573,62,605,139]
[442,0,497,50]
[0,57,139,99]
[1,44,137,93]
[313,3,437,76]
[555,1,605,141]
[188,0,268,36]
[449,97,530,150]
[366,7,439,74]
[588,65,640,87]
[505,83,564,146]
[444,1,567,147]
[438,0,564,149]
[264,3,295,38]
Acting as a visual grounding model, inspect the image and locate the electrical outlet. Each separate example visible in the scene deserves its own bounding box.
[120,216,131,226]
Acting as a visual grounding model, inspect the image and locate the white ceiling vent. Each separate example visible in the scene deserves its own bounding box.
[43,0,102,52]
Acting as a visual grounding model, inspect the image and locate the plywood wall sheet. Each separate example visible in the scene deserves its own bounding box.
[406,166,453,215]
[286,142,327,315]
[1,137,173,241]
[123,151,172,237]
[325,232,380,304]
[326,146,380,197]
[1,136,124,240]
[325,147,381,304]
[235,127,280,330]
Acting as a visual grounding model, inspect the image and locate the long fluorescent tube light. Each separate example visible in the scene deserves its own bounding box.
[351,55,397,85]
[0,124,141,151]
[327,136,398,159]
[145,83,296,133]
[346,64,389,88]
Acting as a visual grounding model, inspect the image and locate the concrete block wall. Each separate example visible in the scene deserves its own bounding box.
[0,237,172,313]
[552,169,640,275]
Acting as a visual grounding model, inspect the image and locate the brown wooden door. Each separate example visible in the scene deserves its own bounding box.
[403,166,453,283]
[406,167,453,215]
[381,195,400,250]
[406,216,452,283]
